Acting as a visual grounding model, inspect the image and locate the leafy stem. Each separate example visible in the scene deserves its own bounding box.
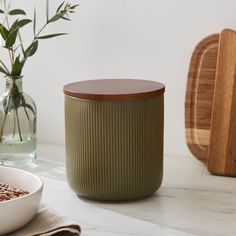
[4,0,14,67]
[0,87,11,142]
[15,106,22,141]
[0,0,78,76]
[28,1,78,52]
[0,112,7,142]
[0,78,36,142]
[0,0,77,143]
[3,0,10,28]
[0,60,10,74]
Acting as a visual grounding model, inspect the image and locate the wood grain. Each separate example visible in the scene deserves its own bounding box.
[64,79,165,100]
[185,34,219,164]
[208,29,236,176]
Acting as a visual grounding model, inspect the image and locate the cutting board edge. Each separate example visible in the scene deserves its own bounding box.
[185,33,219,164]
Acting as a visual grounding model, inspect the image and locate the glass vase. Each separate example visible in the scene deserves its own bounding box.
[0,76,36,166]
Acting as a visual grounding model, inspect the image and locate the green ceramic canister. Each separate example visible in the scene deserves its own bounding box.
[64,79,165,200]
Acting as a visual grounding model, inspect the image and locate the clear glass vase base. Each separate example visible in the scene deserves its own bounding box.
[0,152,36,167]
[0,138,36,167]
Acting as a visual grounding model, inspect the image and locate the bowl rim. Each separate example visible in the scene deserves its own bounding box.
[0,165,44,204]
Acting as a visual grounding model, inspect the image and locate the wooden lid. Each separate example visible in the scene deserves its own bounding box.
[63,79,165,100]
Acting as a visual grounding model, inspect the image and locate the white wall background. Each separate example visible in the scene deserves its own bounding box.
[1,0,236,156]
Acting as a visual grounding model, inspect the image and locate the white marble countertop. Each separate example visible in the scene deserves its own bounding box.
[24,144,236,236]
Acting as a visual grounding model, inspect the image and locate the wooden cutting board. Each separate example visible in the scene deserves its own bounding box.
[185,33,219,164]
[208,29,236,176]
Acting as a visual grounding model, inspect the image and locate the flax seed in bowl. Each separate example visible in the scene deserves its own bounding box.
[0,183,29,202]
[0,165,43,235]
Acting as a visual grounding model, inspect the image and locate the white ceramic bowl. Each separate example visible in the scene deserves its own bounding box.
[0,166,43,235]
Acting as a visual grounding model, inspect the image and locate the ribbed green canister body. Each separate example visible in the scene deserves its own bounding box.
[64,95,164,200]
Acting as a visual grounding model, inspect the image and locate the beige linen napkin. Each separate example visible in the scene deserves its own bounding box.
[6,205,81,236]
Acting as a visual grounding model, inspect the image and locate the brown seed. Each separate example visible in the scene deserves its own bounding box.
[0,183,29,202]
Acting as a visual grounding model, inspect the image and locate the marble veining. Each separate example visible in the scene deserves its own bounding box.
[22,144,236,236]
[42,177,194,236]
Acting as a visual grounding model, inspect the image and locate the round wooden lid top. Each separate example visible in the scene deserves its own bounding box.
[64,79,165,100]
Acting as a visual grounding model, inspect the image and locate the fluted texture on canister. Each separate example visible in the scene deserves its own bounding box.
[65,95,164,200]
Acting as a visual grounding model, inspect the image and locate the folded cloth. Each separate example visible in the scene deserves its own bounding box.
[6,205,81,236]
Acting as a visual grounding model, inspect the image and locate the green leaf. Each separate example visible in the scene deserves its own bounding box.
[10,19,32,31]
[17,19,32,28]
[56,1,65,13]
[33,8,36,37]
[60,16,71,21]
[49,14,61,22]
[20,103,35,115]
[25,40,38,57]
[9,9,26,15]
[50,4,78,22]
[0,65,9,75]
[20,95,36,115]
[46,0,49,22]
[0,24,9,40]
[71,4,79,9]
[0,9,5,14]
[18,32,26,58]
[11,85,21,108]
[6,27,18,48]
[49,10,67,22]
[10,19,19,30]
[11,56,24,76]
[3,95,12,113]
[37,33,67,39]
